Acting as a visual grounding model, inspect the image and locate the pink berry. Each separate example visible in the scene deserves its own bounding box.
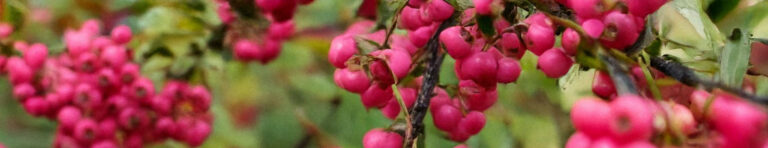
[400,6,428,30]
[155,117,178,136]
[524,13,554,28]
[73,119,98,142]
[561,28,580,55]
[454,144,469,148]
[119,64,140,84]
[357,0,378,19]
[6,57,33,84]
[333,68,371,94]
[592,71,616,98]
[0,23,13,39]
[581,19,605,39]
[74,83,103,109]
[100,45,127,68]
[13,41,28,52]
[97,119,117,139]
[464,88,498,111]
[129,78,155,100]
[362,128,403,148]
[499,33,522,55]
[328,36,358,68]
[391,35,419,55]
[215,2,235,24]
[110,25,132,44]
[449,128,471,142]
[58,106,82,131]
[91,140,118,148]
[65,31,92,57]
[474,0,493,15]
[609,95,654,142]
[496,58,521,83]
[12,83,36,100]
[268,21,295,41]
[565,132,591,148]
[426,0,454,22]
[537,49,573,78]
[118,107,150,130]
[623,0,668,17]
[23,97,50,116]
[440,26,474,60]
[258,39,282,64]
[460,52,498,87]
[409,25,436,47]
[711,100,766,145]
[361,85,393,108]
[600,11,639,50]
[668,103,697,135]
[186,85,212,111]
[408,0,425,7]
[568,0,606,19]
[24,43,48,70]
[571,98,613,138]
[524,24,555,55]
[80,19,101,36]
[183,120,211,146]
[621,141,656,148]
[432,105,463,131]
[233,39,262,62]
[381,99,402,120]
[458,111,486,135]
[369,49,413,85]
[590,138,618,148]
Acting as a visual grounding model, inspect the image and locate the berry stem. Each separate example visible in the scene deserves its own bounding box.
[404,15,456,147]
[638,52,662,100]
[381,0,409,49]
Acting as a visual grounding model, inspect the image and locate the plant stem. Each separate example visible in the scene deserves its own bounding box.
[404,15,455,147]
[600,53,640,95]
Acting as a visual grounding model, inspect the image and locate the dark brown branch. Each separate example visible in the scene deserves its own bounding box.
[404,16,456,147]
[600,54,640,95]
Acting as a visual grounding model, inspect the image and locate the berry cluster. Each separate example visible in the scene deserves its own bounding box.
[213,0,313,64]
[2,20,212,147]
[690,90,768,147]
[567,95,658,147]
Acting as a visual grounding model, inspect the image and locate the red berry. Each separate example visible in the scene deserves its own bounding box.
[440,26,474,60]
[524,13,554,28]
[609,95,654,142]
[537,49,573,78]
[361,85,393,108]
[73,119,98,142]
[425,0,454,22]
[561,28,580,55]
[524,24,555,55]
[233,39,262,62]
[460,52,498,87]
[23,97,50,116]
[581,19,605,39]
[0,23,13,39]
[458,111,486,135]
[571,98,613,137]
[110,25,132,44]
[474,0,493,15]
[592,71,616,98]
[24,43,48,70]
[565,132,591,148]
[333,68,371,94]
[6,57,33,84]
[100,45,127,68]
[432,105,463,131]
[363,128,403,148]
[568,0,606,19]
[328,36,358,68]
[600,11,639,50]
[409,25,436,47]
[496,57,521,83]
[400,6,428,30]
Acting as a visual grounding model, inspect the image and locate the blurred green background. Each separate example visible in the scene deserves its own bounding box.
[0,0,767,148]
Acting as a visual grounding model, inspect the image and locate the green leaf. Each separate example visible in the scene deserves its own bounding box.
[718,28,751,87]
[476,15,496,39]
[656,0,725,72]
[706,0,740,22]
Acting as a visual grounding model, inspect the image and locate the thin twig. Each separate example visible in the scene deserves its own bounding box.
[404,15,456,147]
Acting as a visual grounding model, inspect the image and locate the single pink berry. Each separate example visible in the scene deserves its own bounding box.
[183,119,211,147]
[328,35,358,68]
[357,0,378,19]
[97,119,117,139]
[426,0,454,22]
[23,97,50,116]
[432,105,463,131]
[581,19,605,39]
[454,144,469,148]
[391,35,419,55]
[12,83,36,100]
[609,95,654,142]
[91,140,118,148]
[110,25,132,44]
[91,37,113,51]
[186,85,212,111]
[333,68,371,94]
[400,6,428,30]
[409,25,436,47]
[0,23,13,39]
[537,49,573,78]
[571,98,613,138]
[155,117,178,136]
[100,45,127,68]
[73,119,98,142]
[408,0,425,7]
[561,28,580,55]
[449,128,471,142]
[233,39,262,62]
[96,69,120,89]
[13,41,29,52]
[524,13,554,28]
[565,132,591,148]
[58,106,82,131]
[119,63,140,84]
[496,57,521,83]
[297,0,314,5]
[474,0,493,15]
[590,138,618,148]
[623,0,668,17]
[118,107,150,130]
[568,0,606,19]
[268,20,295,41]
[600,11,639,50]
[369,49,413,85]
[440,26,474,60]
[258,39,282,64]
[129,78,155,100]
[464,88,498,111]
[592,71,616,98]
[381,99,402,120]
[458,111,486,135]
[499,33,522,55]
[524,24,555,55]
[670,103,696,135]
[6,57,33,84]
[361,85,394,108]
[215,2,235,24]
[621,141,656,148]
[362,128,403,148]
[460,52,498,87]
[80,19,102,36]
[65,31,92,57]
